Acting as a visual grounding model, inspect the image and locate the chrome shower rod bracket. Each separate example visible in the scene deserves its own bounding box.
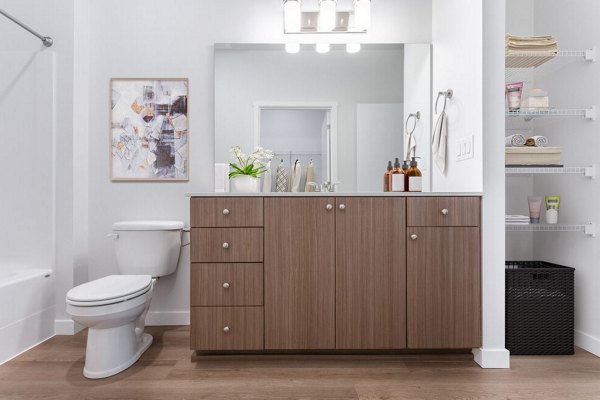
[0,7,53,47]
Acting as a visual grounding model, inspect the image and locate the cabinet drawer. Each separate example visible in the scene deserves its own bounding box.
[191,263,263,306]
[407,197,480,227]
[191,306,264,351]
[191,228,263,263]
[191,197,263,227]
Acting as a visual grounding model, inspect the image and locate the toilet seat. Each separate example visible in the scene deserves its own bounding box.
[66,275,153,307]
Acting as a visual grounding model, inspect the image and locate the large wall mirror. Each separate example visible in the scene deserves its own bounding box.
[214,43,431,193]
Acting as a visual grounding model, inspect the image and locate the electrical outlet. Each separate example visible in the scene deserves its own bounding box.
[456,135,474,161]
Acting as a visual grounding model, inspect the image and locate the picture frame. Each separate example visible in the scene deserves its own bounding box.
[110,78,189,181]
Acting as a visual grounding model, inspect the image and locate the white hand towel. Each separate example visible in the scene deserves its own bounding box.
[505,134,526,147]
[275,160,288,192]
[304,160,316,192]
[431,111,448,174]
[262,161,272,193]
[290,160,302,192]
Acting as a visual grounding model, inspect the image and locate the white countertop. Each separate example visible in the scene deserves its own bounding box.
[186,192,483,197]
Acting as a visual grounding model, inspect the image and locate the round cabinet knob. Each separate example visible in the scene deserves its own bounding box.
[223,208,230,216]
[410,234,418,240]
[339,204,346,211]
[222,242,230,249]
[222,282,230,289]
[223,326,230,333]
[441,208,449,215]
[326,204,333,211]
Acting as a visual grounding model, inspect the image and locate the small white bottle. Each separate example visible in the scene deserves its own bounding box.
[546,206,559,224]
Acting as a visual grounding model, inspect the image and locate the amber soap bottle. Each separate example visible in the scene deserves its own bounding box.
[407,157,423,192]
[391,158,404,192]
[383,161,393,192]
[401,159,410,192]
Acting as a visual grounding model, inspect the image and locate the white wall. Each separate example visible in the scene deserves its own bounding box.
[476,0,510,368]
[260,109,327,154]
[215,47,404,192]
[529,0,600,357]
[431,0,483,193]
[84,0,433,325]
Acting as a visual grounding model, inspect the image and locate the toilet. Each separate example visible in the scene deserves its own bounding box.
[66,220,185,379]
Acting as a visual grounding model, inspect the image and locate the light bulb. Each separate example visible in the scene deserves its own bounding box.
[285,43,301,54]
[354,0,371,31]
[284,0,302,33]
[315,43,331,54]
[346,43,361,54]
[319,0,337,32]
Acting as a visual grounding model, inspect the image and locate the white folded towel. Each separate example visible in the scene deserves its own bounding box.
[431,111,448,174]
[505,134,526,147]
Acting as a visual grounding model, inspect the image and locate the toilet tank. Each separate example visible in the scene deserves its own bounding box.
[111,221,185,277]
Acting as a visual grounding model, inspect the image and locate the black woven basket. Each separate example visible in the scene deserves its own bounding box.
[505,261,575,355]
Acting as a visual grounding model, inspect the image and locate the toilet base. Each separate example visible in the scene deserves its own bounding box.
[83,330,153,379]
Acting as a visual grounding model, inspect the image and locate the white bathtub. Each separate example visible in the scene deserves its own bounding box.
[0,269,55,364]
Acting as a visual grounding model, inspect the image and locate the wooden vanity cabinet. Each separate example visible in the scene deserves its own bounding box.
[263,197,336,350]
[406,197,482,349]
[335,197,406,349]
[190,195,482,352]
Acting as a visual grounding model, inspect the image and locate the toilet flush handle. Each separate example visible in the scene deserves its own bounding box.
[106,233,119,239]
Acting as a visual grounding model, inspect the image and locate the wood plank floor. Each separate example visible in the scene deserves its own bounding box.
[1,326,599,399]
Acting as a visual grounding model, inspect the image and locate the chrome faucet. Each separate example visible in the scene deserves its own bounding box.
[321,182,340,192]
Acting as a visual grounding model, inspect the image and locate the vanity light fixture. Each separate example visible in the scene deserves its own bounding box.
[346,43,361,53]
[318,0,337,32]
[283,0,302,33]
[285,43,301,54]
[315,43,331,54]
[353,0,371,31]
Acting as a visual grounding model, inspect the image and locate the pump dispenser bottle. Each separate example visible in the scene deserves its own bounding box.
[383,161,393,192]
[407,157,422,192]
[401,160,410,192]
[391,158,405,192]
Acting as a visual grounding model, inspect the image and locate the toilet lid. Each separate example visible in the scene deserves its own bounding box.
[66,275,153,305]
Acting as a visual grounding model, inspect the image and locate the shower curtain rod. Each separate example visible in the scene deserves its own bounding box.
[0,7,53,47]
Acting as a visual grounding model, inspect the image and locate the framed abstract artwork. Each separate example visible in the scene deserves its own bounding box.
[110,78,189,181]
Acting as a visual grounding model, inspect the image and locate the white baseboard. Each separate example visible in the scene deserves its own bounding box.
[575,330,600,357]
[472,347,510,368]
[54,319,84,335]
[0,307,55,365]
[146,311,190,326]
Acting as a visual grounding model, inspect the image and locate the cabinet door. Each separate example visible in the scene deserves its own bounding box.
[407,227,481,348]
[336,197,406,349]
[264,197,336,349]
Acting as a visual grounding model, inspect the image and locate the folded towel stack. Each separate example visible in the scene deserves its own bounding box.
[505,134,548,147]
[506,34,559,67]
[506,34,559,54]
[505,134,526,147]
[525,135,549,147]
[506,215,530,225]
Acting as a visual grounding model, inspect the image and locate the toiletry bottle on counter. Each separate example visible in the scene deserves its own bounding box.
[407,157,422,192]
[545,196,560,224]
[402,160,410,192]
[391,158,405,192]
[383,161,393,192]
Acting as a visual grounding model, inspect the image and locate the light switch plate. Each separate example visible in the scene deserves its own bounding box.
[456,135,474,161]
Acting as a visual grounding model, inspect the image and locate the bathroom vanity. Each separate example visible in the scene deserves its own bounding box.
[188,193,481,352]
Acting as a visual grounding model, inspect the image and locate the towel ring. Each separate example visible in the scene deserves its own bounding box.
[405,111,421,136]
[435,89,454,114]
